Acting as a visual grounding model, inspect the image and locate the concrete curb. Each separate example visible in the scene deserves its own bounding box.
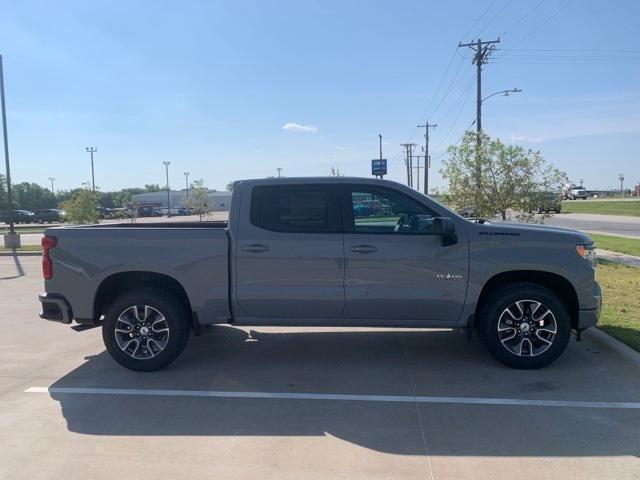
[0,251,41,257]
[583,328,640,368]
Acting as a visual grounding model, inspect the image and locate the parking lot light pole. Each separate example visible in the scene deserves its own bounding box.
[48,177,56,195]
[163,161,171,217]
[184,172,189,199]
[1,54,19,245]
[85,147,97,194]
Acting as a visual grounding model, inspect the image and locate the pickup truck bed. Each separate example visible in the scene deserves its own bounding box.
[41,223,231,326]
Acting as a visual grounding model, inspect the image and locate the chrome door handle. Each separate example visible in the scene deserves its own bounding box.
[349,245,378,253]
[242,244,271,253]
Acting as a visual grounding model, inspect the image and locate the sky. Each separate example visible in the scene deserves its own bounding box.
[1,0,639,193]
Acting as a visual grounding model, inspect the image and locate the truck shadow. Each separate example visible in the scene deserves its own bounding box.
[48,326,640,458]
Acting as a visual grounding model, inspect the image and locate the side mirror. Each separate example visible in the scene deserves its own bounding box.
[432,217,457,246]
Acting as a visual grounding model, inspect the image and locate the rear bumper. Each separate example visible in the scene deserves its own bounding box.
[577,281,602,330]
[38,293,73,324]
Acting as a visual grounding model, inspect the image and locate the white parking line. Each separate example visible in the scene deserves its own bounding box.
[24,386,640,410]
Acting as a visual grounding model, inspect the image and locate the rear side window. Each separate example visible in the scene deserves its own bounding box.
[250,185,339,233]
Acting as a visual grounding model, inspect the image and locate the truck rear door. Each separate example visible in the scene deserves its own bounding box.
[234,183,344,320]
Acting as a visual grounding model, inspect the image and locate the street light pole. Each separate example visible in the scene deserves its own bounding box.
[163,161,171,217]
[276,167,282,178]
[619,173,625,197]
[0,54,15,236]
[184,172,190,199]
[85,147,97,193]
[48,177,56,194]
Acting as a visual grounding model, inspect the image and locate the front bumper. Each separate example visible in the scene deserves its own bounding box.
[39,293,73,324]
[577,281,602,330]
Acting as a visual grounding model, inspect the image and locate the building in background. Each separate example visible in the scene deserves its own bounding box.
[131,190,232,211]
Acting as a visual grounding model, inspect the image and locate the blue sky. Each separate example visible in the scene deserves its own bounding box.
[1,0,639,192]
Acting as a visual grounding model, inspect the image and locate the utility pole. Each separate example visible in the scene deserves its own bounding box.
[458,37,500,212]
[400,143,416,187]
[85,147,98,194]
[48,177,55,194]
[184,172,190,199]
[417,123,437,194]
[619,173,625,197]
[414,155,425,192]
[0,54,16,237]
[276,167,282,178]
[163,161,171,216]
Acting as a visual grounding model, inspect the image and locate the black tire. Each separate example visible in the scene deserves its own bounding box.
[478,283,571,369]
[102,288,191,371]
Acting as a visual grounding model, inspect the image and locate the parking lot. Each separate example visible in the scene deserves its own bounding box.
[1,255,640,479]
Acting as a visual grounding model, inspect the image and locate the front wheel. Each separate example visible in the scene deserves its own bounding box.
[102,289,191,371]
[478,283,571,369]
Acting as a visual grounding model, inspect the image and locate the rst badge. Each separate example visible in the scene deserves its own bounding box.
[436,273,463,281]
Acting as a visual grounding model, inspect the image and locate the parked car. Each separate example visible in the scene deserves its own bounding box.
[33,209,65,224]
[0,209,35,224]
[534,192,562,214]
[39,177,601,371]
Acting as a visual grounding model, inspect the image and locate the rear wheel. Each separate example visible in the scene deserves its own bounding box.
[478,283,571,369]
[102,289,190,371]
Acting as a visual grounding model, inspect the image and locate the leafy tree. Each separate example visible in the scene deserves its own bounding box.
[440,131,566,222]
[144,184,162,192]
[225,181,234,192]
[13,182,57,210]
[183,179,213,220]
[60,188,99,224]
[0,174,7,210]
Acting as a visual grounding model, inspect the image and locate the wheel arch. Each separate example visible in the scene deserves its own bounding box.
[475,270,579,330]
[93,271,193,325]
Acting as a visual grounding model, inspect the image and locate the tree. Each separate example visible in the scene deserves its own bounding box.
[183,179,213,220]
[0,174,7,211]
[440,131,566,221]
[60,188,99,224]
[225,181,234,192]
[144,184,162,192]
[13,182,57,210]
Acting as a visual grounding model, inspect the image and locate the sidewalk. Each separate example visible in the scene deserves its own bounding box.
[596,248,640,268]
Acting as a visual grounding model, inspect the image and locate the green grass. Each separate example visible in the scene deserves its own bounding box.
[588,233,640,257]
[0,244,41,252]
[0,226,46,234]
[596,259,640,352]
[562,200,640,216]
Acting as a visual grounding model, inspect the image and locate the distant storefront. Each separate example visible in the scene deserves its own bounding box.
[131,190,232,211]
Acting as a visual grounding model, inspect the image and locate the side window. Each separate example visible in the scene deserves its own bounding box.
[251,185,338,233]
[350,187,438,234]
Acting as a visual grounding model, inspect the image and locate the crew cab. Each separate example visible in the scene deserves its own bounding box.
[39,177,601,371]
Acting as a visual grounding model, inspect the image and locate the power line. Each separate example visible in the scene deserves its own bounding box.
[512,0,573,46]
[477,0,515,36]
[460,0,499,40]
[500,0,546,36]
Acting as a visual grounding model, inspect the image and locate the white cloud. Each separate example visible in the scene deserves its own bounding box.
[282,122,318,133]
[510,134,546,144]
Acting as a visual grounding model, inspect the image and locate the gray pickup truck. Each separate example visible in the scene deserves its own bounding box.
[39,177,601,371]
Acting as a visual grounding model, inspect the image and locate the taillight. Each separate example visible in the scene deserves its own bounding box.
[42,236,57,280]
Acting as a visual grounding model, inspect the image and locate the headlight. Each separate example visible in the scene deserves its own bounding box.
[576,244,596,265]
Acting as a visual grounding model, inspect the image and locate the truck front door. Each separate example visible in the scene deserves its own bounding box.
[234,184,344,320]
[342,184,468,324]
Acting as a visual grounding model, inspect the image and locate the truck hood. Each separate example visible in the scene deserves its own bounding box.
[471,220,593,245]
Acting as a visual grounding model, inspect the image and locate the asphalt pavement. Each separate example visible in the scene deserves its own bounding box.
[545,213,640,238]
[1,256,639,479]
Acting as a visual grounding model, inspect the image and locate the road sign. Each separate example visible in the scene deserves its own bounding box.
[371,159,387,176]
